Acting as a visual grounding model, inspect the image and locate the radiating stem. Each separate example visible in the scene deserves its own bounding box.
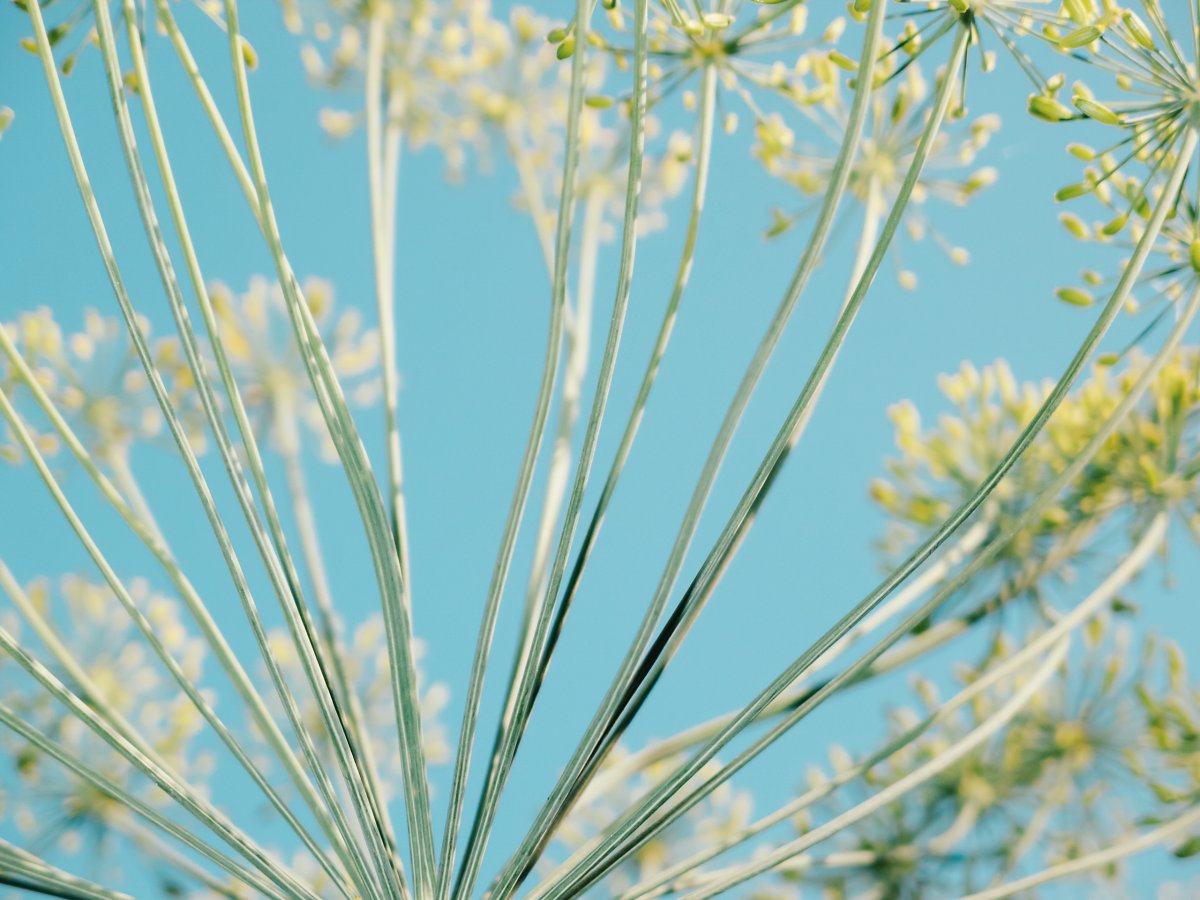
[561,258,1200,899]
[437,0,594,888]
[494,7,893,888]
[223,1,434,890]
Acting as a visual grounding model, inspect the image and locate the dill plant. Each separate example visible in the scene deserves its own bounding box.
[1,0,1199,897]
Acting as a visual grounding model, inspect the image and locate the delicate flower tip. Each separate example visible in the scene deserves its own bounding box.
[0,107,12,139]
[1058,25,1102,50]
[948,0,969,13]
[1122,10,1156,51]
[898,270,918,291]
[318,108,357,139]
[1028,93,1076,123]
[1056,286,1095,307]
[584,95,614,109]
[700,12,734,30]
[1190,239,1200,274]
[1059,211,1089,239]
[1055,182,1091,202]
[764,208,794,239]
[556,36,576,59]
[1067,142,1096,161]
[827,50,859,73]
[1099,211,1128,237]
[238,36,258,71]
[1096,352,1121,367]
[546,26,568,44]
[1073,96,1121,126]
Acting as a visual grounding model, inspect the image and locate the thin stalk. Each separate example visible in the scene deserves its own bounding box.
[119,8,395,892]
[681,637,1072,899]
[592,34,966,777]
[0,697,287,900]
[366,7,416,591]
[495,5,892,888]
[17,9,353,893]
[0,841,133,900]
[682,509,1172,898]
[222,3,435,889]
[528,55,719,724]
[962,803,1200,900]
[0,325,358,897]
[91,4,393,893]
[0,555,346,897]
[436,0,594,884]
[552,259,1200,899]
[516,193,605,665]
[0,395,317,900]
[465,0,654,884]
[572,514,991,798]
[103,445,164,544]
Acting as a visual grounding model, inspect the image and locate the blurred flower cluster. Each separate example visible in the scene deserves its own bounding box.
[797,620,1189,897]
[0,575,210,865]
[258,613,450,806]
[872,350,1200,571]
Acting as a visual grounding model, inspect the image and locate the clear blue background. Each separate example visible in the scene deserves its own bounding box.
[1,1,1197,895]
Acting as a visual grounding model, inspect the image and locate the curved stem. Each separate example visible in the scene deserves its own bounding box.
[684,505,1173,898]
[222,2,434,891]
[962,804,1200,900]
[573,259,1200,900]
[499,5,893,890]
[435,0,594,891]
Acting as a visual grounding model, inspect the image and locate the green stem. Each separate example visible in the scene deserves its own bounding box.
[571,231,1200,899]
[437,0,596,890]
[495,6,891,889]
[93,3,393,892]
[222,1,434,891]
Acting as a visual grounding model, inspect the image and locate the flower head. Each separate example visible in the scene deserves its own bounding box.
[258,614,450,802]
[1,307,204,464]
[547,747,754,894]
[209,276,381,462]
[0,575,209,863]
[759,60,1000,288]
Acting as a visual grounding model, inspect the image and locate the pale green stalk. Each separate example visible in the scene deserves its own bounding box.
[90,5,396,893]
[104,445,165,544]
[518,193,604,651]
[221,3,435,888]
[0,840,134,900]
[528,57,719,720]
[0,391,318,899]
[0,555,349,898]
[551,255,1200,898]
[591,29,966,768]
[118,8,396,892]
[366,7,416,590]
[962,804,1200,900]
[435,0,593,885]
[681,509,1173,898]
[458,0,654,889]
[492,8,892,889]
[13,11,358,891]
[0,323,358,897]
[682,638,1072,899]
[0,698,287,900]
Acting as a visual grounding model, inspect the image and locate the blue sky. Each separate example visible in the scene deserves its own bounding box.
[1,0,1198,895]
